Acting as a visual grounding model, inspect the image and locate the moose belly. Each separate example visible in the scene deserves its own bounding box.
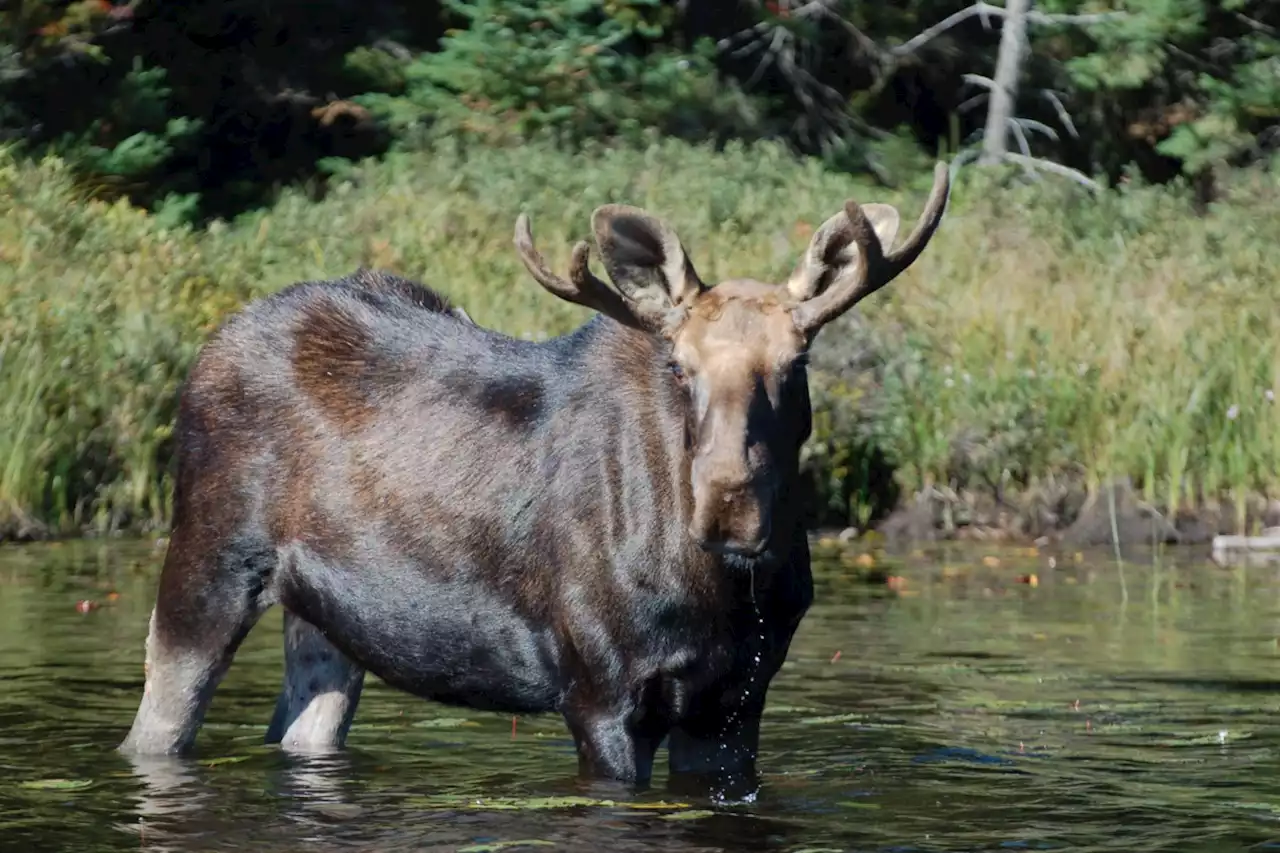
[279,549,564,714]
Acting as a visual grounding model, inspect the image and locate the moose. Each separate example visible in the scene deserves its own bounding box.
[120,162,950,789]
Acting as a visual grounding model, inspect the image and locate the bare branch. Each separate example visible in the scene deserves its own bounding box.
[716,0,1118,177]
[1040,89,1079,138]
[1234,12,1278,36]
[891,3,988,57]
[716,0,845,52]
[977,3,997,31]
[949,148,983,179]
[1007,116,1033,156]
[1012,116,1060,141]
[951,148,1103,192]
[1025,6,1125,26]
[1166,44,1218,72]
[720,0,859,149]
[980,0,1030,164]
[822,8,887,62]
[890,1,1124,59]
[1001,153,1103,191]
[725,39,768,60]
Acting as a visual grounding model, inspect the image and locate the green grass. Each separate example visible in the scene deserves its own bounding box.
[1,138,1278,537]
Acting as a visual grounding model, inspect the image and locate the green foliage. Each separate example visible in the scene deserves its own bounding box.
[1,1,425,224]
[0,148,238,534]
[1,138,1278,537]
[46,60,203,201]
[351,0,764,146]
[1054,0,1279,175]
[3,5,205,220]
[863,163,1280,517]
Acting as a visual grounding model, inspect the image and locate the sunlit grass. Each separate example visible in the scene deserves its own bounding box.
[0,139,1277,535]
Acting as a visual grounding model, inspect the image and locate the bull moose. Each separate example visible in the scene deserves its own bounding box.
[120,163,950,789]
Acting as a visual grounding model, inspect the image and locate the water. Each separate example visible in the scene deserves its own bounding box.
[2,539,1280,853]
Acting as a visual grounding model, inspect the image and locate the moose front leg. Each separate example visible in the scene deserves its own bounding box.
[665,540,813,797]
[665,692,766,800]
[562,694,669,786]
[666,591,806,798]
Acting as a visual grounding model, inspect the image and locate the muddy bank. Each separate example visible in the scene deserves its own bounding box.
[838,478,1280,552]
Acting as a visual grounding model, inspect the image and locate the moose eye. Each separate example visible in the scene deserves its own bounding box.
[668,361,687,383]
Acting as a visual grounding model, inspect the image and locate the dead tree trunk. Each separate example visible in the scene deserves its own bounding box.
[980,0,1030,165]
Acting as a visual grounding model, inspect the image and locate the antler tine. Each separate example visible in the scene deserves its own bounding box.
[514,213,585,302]
[513,213,654,331]
[884,160,950,275]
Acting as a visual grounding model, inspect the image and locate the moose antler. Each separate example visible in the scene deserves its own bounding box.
[792,161,951,334]
[513,214,666,332]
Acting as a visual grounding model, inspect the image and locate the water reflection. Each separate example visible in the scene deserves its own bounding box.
[115,746,810,853]
[3,539,1280,852]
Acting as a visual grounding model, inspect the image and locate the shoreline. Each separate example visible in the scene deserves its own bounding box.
[822,478,1280,556]
[6,478,1273,560]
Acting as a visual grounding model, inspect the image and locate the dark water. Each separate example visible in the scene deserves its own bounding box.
[2,540,1280,853]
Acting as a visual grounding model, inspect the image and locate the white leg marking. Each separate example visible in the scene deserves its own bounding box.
[266,611,365,753]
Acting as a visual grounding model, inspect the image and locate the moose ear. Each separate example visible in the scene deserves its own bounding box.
[591,205,704,311]
[862,203,902,254]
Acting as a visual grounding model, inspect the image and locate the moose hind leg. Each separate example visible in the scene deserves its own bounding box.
[120,536,276,755]
[265,610,365,753]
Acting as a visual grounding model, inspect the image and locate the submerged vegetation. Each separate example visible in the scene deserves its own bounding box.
[1,138,1277,541]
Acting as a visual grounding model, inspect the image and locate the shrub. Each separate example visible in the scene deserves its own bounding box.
[352,0,765,147]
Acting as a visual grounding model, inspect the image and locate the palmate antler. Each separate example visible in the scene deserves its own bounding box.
[790,161,951,334]
[513,215,669,332]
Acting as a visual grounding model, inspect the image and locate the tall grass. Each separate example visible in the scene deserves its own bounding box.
[1,140,1277,537]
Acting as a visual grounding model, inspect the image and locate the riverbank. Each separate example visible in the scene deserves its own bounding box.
[2,140,1278,543]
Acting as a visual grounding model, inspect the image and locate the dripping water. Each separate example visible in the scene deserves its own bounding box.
[709,566,766,806]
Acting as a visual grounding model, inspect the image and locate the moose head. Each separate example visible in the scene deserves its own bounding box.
[515,163,950,559]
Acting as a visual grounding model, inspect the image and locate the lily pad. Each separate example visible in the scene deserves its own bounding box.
[413,717,482,729]
[800,713,870,725]
[765,704,824,715]
[660,809,717,821]
[410,794,692,812]
[20,778,93,791]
